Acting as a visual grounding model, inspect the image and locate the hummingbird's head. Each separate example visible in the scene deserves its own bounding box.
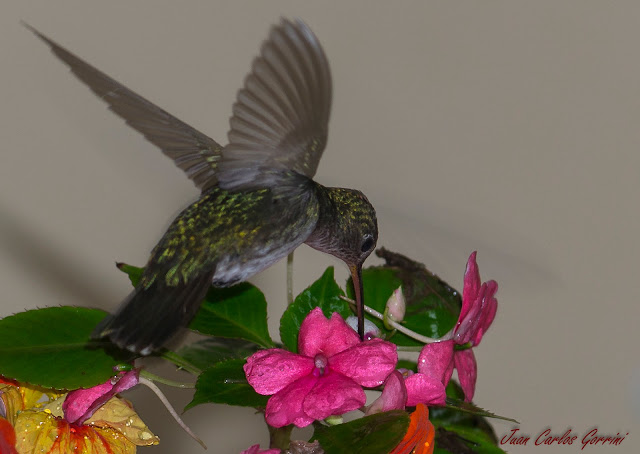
[305,186,378,340]
[307,187,378,267]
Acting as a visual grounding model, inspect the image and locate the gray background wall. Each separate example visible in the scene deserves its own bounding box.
[1,1,638,453]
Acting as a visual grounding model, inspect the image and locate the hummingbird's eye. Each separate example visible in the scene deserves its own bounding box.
[361,235,375,253]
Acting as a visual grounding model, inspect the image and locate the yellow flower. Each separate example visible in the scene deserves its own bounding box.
[1,378,158,454]
[0,378,63,425]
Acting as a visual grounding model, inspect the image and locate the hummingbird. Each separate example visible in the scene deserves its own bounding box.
[26,19,378,355]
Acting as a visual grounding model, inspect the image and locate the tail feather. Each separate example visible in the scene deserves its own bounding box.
[93,272,214,355]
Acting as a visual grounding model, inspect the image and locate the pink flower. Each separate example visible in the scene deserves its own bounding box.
[405,341,453,406]
[455,251,498,348]
[63,369,140,424]
[406,252,498,403]
[365,370,408,415]
[240,444,280,454]
[244,308,397,427]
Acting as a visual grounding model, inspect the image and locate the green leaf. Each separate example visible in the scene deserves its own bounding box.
[312,410,410,454]
[174,337,261,372]
[430,381,510,453]
[279,267,350,352]
[434,426,507,454]
[117,262,143,286]
[185,358,268,410]
[444,398,519,424]
[189,283,274,349]
[431,381,518,429]
[430,381,495,433]
[348,249,461,347]
[0,307,131,389]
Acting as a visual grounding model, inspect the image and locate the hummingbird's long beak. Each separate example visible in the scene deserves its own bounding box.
[349,263,365,340]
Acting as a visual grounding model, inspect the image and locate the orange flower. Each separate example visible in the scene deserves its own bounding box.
[390,404,435,454]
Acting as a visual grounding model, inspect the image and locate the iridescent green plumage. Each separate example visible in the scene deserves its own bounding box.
[29,19,378,354]
[143,178,318,289]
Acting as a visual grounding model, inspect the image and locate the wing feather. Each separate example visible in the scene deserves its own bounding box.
[219,19,332,189]
[25,23,223,192]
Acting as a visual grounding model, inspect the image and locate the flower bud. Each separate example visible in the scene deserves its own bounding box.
[325,415,344,425]
[346,316,380,339]
[386,287,406,322]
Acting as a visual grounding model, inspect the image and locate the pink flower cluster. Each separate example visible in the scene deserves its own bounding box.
[405,251,498,404]
[244,252,497,429]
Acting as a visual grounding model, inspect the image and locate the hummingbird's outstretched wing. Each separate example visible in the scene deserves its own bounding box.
[218,19,332,190]
[24,23,223,192]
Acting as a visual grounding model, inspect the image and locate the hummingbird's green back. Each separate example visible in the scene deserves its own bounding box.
[143,178,319,290]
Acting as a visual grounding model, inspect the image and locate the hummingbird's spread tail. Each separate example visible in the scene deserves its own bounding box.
[92,272,214,355]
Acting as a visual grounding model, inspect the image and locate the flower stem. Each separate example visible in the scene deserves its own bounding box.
[287,251,294,305]
[139,370,195,389]
[139,377,206,449]
[160,350,202,376]
[268,424,293,450]
[340,295,446,344]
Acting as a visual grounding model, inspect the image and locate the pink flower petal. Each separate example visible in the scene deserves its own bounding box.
[454,349,477,402]
[459,251,480,329]
[240,444,280,454]
[455,295,481,344]
[405,341,455,407]
[265,375,318,428]
[241,445,260,454]
[297,308,330,357]
[303,371,366,421]
[329,339,397,387]
[63,369,139,424]
[244,349,314,395]
[417,340,455,383]
[63,382,112,423]
[405,373,447,407]
[472,280,498,346]
[455,252,498,346]
[366,370,407,415]
[299,309,360,358]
